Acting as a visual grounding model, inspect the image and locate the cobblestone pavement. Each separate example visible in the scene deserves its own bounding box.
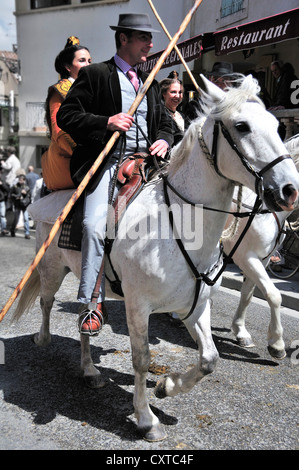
[0,231,298,452]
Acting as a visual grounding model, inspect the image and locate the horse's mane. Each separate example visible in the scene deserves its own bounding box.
[210,75,264,120]
[169,75,264,173]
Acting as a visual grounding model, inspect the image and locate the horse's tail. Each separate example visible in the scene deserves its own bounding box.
[12,268,41,322]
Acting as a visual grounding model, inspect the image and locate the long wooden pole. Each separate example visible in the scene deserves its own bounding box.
[0,0,203,322]
[147,0,201,93]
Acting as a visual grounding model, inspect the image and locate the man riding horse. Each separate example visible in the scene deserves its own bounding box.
[57,13,174,335]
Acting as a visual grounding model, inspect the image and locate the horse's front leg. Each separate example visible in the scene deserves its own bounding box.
[77,302,106,388]
[236,258,285,359]
[231,276,256,348]
[80,334,106,388]
[155,300,219,397]
[259,265,285,359]
[126,304,166,442]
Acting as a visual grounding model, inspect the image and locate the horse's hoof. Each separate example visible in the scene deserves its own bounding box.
[139,423,167,442]
[154,379,167,399]
[267,345,286,360]
[32,333,51,347]
[237,337,255,348]
[84,374,106,389]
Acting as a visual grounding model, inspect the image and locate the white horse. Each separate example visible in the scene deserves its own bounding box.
[222,134,299,358]
[13,75,299,441]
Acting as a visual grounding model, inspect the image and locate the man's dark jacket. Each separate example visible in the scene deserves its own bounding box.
[57,58,174,189]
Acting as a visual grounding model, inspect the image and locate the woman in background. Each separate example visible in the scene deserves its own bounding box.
[159,75,185,146]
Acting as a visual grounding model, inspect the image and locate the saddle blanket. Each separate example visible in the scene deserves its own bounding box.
[28,189,75,224]
[28,154,151,252]
[28,189,82,251]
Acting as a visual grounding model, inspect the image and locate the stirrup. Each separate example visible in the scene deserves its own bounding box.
[78,307,104,336]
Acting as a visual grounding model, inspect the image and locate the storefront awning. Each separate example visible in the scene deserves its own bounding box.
[138,33,214,73]
[214,7,299,56]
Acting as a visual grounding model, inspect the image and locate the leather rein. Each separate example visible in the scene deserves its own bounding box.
[162,119,292,321]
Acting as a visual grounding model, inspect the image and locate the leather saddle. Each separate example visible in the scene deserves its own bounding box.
[59,152,155,253]
[110,152,149,228]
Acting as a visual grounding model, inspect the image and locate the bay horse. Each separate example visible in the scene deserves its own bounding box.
[222,134,299,359]
[13,75,299,441]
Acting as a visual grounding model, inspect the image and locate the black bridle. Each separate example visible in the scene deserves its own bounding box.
[163,119,292,321]
[212,120,292,196]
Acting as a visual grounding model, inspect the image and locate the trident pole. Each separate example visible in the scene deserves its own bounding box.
[147,0,201,94]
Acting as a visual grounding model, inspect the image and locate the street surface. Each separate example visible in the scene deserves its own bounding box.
[0,230,298,452]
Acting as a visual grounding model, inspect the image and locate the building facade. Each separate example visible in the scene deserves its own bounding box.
[0,50,19,149]
[14,0,299,170]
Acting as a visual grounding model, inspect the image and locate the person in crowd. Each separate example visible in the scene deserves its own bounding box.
[168,70,179,80]
[245,69,272,108]
[183,62,238,132]
[0,146,20,188]
[159,75,185,146]
[0,168,10,236]
[41,36,91,191]
[10,168,31,239]
[57,13,173,336]
[26,165,40,195]
[31,172,47,202]
[207,61,238,90]
[269,60,298,109]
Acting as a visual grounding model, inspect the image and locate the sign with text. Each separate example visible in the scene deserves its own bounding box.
[138,35,203,73]
[215,8,299,55]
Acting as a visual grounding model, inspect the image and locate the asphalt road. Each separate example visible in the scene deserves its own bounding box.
[0,231,298,453]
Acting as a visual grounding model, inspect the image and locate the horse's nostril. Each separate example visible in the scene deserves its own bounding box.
[282,184,297,203]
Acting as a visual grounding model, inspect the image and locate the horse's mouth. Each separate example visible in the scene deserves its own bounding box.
[263,185,298,212]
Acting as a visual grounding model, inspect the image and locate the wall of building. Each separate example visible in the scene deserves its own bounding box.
[0,55,19,149]
[15,0,299,169]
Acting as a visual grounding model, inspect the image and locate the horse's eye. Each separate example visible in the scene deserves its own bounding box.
[235,122,250,132]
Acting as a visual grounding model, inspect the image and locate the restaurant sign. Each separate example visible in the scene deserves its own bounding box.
[214,8,299,55]
[138,35,203,73]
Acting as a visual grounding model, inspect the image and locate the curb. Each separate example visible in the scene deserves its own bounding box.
[221,264,299,311]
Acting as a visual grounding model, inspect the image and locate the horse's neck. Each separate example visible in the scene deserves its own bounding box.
[169,139,229,198]
[167,139,234,262]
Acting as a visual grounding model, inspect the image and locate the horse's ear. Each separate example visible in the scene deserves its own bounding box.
[198,74,225,103]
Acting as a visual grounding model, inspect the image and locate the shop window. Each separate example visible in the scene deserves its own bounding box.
[30,0,71,9]
[220,0,244,18]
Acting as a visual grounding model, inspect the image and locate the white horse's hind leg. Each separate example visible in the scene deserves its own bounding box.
[155,301,219,397]
[33,295,54,346]
[33,259,69,346]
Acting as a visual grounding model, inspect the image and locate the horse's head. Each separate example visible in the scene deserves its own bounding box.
[199,74,299,212]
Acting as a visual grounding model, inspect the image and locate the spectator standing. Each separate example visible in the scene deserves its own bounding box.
[10,168,31,239]
[0,170,10,236]
[270,60,298,109]
[0,146,20,187]
[26,165,40,195]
